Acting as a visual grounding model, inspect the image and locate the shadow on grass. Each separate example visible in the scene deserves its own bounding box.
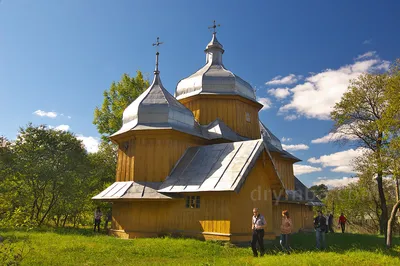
[0,226,108,238]
[263,232,400,258]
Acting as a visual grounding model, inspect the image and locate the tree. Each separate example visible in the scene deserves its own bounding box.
[324,179,397,234]
[309,184,328,200]
[383,60,400,247]
[93,72,149,141]
[331,73,391,238]
[3,124,89,226]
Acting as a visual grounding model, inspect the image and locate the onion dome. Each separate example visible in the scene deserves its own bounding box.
[175,32,257,102]
[111,40,201,138]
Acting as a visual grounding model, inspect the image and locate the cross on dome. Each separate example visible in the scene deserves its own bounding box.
[152,37,163,52]
[152,37,163,73]
[208,20,221,34]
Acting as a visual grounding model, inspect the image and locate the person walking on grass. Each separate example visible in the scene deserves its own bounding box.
[280,210,292,254]
[314,210,327,250]
[251,207,266,257]
[94,207,102,232]
[338,213,347,233]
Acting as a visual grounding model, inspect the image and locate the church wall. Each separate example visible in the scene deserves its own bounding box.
[229,155,275,242]
[179,95,261,140]
[270,152,295,190]
[114,130,208,182]
[109,151,313,242]
[110,192,231,240]
[272,203,314,235]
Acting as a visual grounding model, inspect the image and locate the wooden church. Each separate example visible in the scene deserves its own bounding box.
[93,27,322,242]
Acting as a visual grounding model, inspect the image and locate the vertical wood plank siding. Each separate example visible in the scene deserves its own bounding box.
[109,94,317,241]
[179,95,262,140]
[272,203,314,235]
[115,130,207,182]
[271,153,295,190]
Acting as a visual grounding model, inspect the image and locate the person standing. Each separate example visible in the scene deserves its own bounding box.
[328,213,334,233]
[338,213,347,233]
[94,207,102,232]
[314,210,327,250]
[251,207,266,257]
[280,210,292,254]
[104,209,112,230]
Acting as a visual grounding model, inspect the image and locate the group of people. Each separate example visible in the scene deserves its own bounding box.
[251,208,292,257]
[314,210,347,249]
[251,208,347,256]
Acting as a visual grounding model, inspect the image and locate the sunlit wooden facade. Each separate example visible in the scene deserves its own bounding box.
[93,31,321,242]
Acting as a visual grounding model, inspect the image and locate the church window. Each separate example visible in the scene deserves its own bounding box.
[245,112,251,122]
[185,196,200,208]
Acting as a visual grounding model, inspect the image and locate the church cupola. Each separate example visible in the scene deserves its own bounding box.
[174,22,262,139]
[205,32,224,65]
[111,37,201,139]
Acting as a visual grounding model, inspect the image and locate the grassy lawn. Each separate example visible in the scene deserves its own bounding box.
[1,227,399,266]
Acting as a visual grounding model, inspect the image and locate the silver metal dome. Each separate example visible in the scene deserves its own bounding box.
[112,63,201,138]
[175,33,257,102]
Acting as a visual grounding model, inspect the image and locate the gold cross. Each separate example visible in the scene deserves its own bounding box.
[208,20,221,34]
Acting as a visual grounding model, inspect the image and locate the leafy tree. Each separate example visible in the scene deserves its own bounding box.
[383,60,400,247]
[93,72,149,141]
[332,60,400,246]
[331,72,391,237]
[309,184,328,200]
[324,179,397,234]
[1,124,89,226]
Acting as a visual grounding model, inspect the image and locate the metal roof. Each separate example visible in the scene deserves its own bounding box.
[92,181,179,200]
[158,139,284,193]
[200,119,246,142]
[273,176,323,206]
[175,33,257,103]
[111,72,203,138]
[259,121,283,151]
[259,120,301,162]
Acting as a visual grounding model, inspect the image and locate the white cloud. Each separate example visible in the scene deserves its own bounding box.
[282,144,309,151]
[311,132,357,144]
[265,74,301,86]
[60,114,72,119]
[308,148,367,173]
[284,114,298,121]
[257,97,272,111]
[281,137,292,142]
[267,87,291,99]
[293,164,323,175]
[363,39,371,45]
[376,60,390,71]
[311,124,359,144]
[33,110,58,118]
[355,51,376,61]
[54,125,70,132]
[278,55,390,120]
[76,135,100,153]
[313,177,359,188]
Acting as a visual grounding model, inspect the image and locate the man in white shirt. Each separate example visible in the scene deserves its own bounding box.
[251,207,266,257]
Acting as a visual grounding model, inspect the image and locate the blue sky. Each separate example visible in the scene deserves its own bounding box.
[1,0,399,187]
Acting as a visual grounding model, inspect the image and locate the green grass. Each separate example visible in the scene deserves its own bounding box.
[1,227,400,266]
